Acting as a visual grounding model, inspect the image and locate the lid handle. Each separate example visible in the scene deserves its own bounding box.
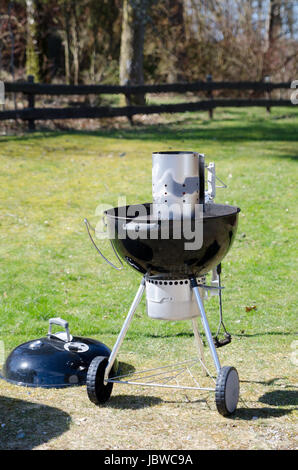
[48,317,71,343]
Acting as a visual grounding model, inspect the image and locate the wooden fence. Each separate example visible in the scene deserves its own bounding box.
[0,76,293,130]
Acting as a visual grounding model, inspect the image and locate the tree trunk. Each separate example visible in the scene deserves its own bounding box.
[167,0,186,82]
[120,0,149,105]
[71,0,80,85]
[26,0,40,81]
[262,0,282,79]
[63,0,71,85]
[284,1,294,38]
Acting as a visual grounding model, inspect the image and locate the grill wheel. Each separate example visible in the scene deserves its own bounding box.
[215,366,240,416]
[86,356,114,405]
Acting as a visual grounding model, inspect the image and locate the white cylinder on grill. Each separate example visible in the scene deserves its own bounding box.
[152,151,202,219]
[146,279,201,321]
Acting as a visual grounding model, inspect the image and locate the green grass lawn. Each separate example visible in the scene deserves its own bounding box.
[0,107,297,449]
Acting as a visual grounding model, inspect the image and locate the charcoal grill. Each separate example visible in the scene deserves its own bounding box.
[85,151,241,416]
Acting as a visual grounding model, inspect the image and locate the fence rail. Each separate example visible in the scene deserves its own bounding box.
[4,80,292,95]
[1,77,294,130]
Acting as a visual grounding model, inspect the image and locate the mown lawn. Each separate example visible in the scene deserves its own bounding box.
[0,107,297,450]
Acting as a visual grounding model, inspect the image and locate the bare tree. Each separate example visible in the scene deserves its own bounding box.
[26,0,40,80]
[0,0,297,87]
[70,0,80,85]
[261,0,298,80]
[8,1,15,81]
[120,0,149,105]
[62,0,71,84]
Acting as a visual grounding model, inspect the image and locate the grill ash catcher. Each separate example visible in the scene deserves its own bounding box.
[85,151,241,416]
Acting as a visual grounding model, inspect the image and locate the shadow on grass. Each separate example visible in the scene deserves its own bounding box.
[233,331,295,338]
[101,329,195,340]
[105,330,294,341]
[105,394,162,410]
[103,392,296,417]
[232,406,293,420]
[0,395,70,450]
[241,378,298,387]
[117,361,136,376]
[231,387,297,420]
[1,111,298,154]
[259,390,298,407]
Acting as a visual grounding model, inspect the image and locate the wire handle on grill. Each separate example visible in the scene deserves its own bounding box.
[84,218,123,271]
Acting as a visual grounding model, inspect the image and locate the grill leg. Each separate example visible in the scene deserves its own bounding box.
[191,317,206,370]
[104,276,146,382]
[190,277,221,374]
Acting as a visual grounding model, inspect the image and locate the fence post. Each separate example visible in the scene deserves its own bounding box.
[125,92,134,126]
[264,75,271,114]
[206,74,213,119]
[27,75,35,130]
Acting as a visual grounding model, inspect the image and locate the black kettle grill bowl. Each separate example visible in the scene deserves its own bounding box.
[105,203,240,278]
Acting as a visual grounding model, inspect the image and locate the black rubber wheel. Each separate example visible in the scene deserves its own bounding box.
[86,356,114,405]
[215,366,239,416]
